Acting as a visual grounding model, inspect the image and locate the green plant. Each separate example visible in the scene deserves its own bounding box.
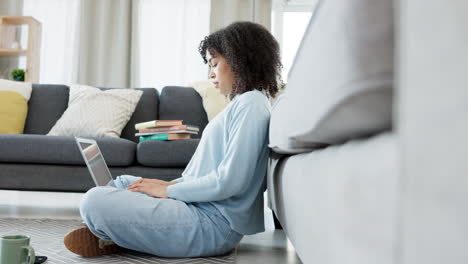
[280,82,286,91]
[11,69,25,82]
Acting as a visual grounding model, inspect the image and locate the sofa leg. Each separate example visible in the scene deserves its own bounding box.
[273,212,283,229]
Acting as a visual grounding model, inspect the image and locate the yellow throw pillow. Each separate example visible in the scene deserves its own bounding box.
[190,80,230,121]
[0,91,28,134]
[0,79,32,134]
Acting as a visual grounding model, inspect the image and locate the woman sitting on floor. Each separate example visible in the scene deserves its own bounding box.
[63,21,282,258]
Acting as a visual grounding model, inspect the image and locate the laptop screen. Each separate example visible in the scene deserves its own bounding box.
[78,141,114,186]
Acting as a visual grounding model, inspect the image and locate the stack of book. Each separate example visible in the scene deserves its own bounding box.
[134,120,199,142]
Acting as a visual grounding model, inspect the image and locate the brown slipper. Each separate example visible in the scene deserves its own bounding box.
[63,226,125,257]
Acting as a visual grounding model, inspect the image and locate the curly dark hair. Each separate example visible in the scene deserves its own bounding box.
[199,21,282,100]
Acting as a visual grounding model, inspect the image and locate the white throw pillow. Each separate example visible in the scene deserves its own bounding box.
[269,0,394,154]
[190,80,230,121]
[0,79,32,100]
[47,84,143,138]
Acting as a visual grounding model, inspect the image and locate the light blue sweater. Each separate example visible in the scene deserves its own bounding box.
[167,90,271,235]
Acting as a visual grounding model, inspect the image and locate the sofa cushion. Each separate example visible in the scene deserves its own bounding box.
[0,134,136,166]
[137,139,200,167]
[47,85,143,138]
[269,0,394,154]
[159,86,208,138]
[111,87,159,143]
[23,84,69,135]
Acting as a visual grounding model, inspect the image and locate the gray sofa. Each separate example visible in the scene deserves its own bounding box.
[0,84,209,192]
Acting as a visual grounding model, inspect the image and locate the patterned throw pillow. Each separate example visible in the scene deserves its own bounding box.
[0,79,32,134]
[47,84,143,138]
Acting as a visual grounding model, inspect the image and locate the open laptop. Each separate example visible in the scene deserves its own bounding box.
[75,137,116,187]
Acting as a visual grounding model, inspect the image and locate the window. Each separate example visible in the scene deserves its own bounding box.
[272,0,316,82]
[21,0,80,85]
[19,0,210,89]
[133,0,210,90]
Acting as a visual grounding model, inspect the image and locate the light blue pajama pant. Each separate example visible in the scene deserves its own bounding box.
[80,175,243,258]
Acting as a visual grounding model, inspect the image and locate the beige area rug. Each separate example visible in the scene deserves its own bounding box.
[0,218,236,264]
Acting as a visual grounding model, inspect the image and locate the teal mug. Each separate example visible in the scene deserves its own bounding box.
[0,235,35,264]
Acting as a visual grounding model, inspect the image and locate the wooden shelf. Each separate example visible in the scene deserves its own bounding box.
[1,16,40,25]
[0,16,41,82]
[0,48,27,56]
